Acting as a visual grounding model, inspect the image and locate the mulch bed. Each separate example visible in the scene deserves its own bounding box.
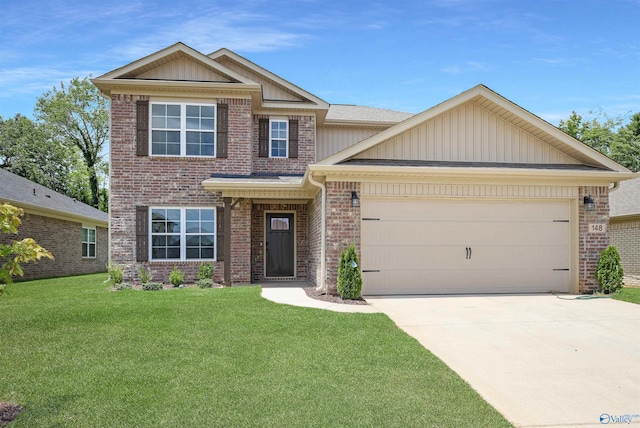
[303,287,368,305]
[0,402,23,427]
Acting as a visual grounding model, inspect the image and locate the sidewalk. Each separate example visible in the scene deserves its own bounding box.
[261,287,378,313]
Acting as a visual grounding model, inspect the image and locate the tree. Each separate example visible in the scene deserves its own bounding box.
[35,77,109,209]
[0,203,54,296]
[559,110,640,172]
[0,114,86,196]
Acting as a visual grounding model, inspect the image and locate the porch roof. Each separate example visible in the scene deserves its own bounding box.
[202,173,317,199]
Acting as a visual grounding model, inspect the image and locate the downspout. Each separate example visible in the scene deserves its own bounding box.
[609,181,620,192]
[307,172,327,292]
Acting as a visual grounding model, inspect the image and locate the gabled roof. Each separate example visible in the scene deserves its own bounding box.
[610,177,640,218]
[318,84,630,172]
[208,48,329,113]
[0,169,108,226]
[95,42,255,84]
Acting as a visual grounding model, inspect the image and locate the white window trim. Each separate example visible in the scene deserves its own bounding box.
[269,118,288,158]
[82,226,97,259]
[149,207,217,262]
[149,102,217,157]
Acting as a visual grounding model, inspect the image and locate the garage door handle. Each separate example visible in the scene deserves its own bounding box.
[465,247,472,259]
[469,247,472,259]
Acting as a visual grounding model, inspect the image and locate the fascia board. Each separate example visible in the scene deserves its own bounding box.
[0,198,108,227]
[308,164,639,185]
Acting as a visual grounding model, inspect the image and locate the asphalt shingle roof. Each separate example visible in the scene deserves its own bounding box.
[326,105,414,124]
[610,176,640,218]
[0,168,108,224]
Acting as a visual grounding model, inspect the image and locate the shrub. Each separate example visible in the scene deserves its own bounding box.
[106,262,124,285]
[595,246,624,294]
[197,278,214,289]
[114,282,132,291]
[198,262,214,280]
[142,282,163,291]
[337,244,362,300]
[169,267,184,287]
[138,266,152,284]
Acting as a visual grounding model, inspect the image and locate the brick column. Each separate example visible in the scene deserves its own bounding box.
[578,186,610,292]
[230,199,252,284]
[325,181,361,291]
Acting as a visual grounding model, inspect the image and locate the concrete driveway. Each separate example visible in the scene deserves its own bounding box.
[366,294,640,427]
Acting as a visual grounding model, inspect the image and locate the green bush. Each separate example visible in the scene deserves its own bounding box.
[595,245,624,294]
[114,282,132,291]
[142,282,163,291]
[106,262,124,285]
[169,267,184,287]
[198,263,214,280]
[138,266,152,284]
[197,278,214,289]
[337,244,362,300]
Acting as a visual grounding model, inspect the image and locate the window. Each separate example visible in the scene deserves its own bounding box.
[269,119,288,158]
[151,103,215,156]
[82,227,96,258]
[150,208,215,260]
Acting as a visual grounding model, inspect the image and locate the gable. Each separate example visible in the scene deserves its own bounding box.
[214,56,304,102]
[355,100,579,165]
[136,56,233,82]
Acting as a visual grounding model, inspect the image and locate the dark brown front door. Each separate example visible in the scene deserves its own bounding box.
[266,213,294,277]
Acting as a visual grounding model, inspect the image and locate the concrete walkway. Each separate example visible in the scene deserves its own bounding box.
[366,294,640,428]
[261,287,378,313]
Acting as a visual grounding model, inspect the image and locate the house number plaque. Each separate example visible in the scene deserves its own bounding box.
[588,223,606,233]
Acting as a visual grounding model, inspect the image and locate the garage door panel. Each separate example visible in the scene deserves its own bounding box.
[361,198,572,294]
[362,268,571,295]
[363,244,570,271]
[363,220,569,246]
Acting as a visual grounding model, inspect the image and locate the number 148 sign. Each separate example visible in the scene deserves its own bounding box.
[589,223,606,233]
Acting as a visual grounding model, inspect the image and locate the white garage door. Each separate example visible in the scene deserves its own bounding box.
[361,199,572,295]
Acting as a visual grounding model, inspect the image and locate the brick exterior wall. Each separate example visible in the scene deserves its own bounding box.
[109,95,253,284]
[307,191,322,287]
[231,199,252,283]
[578,186,610,292]
[324,181,361,290]
[0,212,108,280]
[610,217,640,276]
[251,203,308,282]
[252,115,315,174]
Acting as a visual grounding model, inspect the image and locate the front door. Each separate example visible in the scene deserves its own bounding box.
[265,213,295,277]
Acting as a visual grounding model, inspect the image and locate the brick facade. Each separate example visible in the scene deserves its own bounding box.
[307,191,322,287]
[578,186,610,292]
[610,218,640,276]
[0,213,108,280]
[324,181,361,290]
[109,95,253,283]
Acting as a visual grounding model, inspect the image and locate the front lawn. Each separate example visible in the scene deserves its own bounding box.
[614,287,640,304]
[0,274,511,427]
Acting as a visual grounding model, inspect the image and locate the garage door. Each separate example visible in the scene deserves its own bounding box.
[361,199,572,295]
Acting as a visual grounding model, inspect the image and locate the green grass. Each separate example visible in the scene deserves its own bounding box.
[614,287,640,304]
[0,274,511,427]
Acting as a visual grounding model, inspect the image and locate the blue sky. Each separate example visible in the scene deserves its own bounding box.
[1,0,638,125]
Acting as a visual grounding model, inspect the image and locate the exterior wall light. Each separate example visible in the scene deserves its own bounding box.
[351,191,360,207]
[583,195,595,211]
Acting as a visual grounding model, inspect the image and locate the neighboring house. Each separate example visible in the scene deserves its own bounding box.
[92,42,637,295]
[609,177,640,279]
[0,168,108,280]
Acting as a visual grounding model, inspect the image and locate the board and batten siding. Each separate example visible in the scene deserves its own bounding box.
[317,126,390,161]
[137,57,231,82]
[355,102,580,164]
[362,183,579,199]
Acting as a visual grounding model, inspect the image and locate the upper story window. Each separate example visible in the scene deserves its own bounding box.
[151,103,215,156]
[269,119,288,158]
[82,227,96,258]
